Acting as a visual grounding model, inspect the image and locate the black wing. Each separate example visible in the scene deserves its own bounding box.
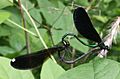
[73,7,102,43]
[10,46,64,70]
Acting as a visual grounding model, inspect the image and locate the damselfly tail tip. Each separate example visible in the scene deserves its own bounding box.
[10,58,18,69]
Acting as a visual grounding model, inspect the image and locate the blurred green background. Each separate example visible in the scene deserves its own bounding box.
[0,0,120,79]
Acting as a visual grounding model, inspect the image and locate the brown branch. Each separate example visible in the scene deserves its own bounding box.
[18,0,31,54]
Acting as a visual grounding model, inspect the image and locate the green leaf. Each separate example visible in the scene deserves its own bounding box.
[29,28,51,52]
[51,30,68,44]
[49,0,59,7]
[38,1,63,25]
[4,7,22,28]
[0,46,15,56]
[37,0,56,9]
[58,58,120,79]
[21,0,34,10]
[50,2,76,44]
[93,15,108,23]
[0,57,34,79]
[104,0,112,3]
[24,8,42,27]
[37,0,80,50]
[70,38,89,52]
[0,0,13,9]
[9,30,25,51]
[0,10,11,24]
[41,59,65,79]
[75,0,90,6]
[29,8,42,24]
[0,24,11,36]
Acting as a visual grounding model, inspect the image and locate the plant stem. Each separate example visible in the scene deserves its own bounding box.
[18,0,31,54]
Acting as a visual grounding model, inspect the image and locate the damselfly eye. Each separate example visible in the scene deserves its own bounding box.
[62,40,70,47]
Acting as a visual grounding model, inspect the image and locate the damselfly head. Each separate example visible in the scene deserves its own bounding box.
[98,42,110,50]
[62,40,70,47]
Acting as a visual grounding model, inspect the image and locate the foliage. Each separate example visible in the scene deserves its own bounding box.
[0,0,120,79]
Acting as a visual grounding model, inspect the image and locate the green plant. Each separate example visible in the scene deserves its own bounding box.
[0,0,120,79]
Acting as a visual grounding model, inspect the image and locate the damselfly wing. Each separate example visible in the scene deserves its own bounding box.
[11,41,69,70]
[73,7,102,43]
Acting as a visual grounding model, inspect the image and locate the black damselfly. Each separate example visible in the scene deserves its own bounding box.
[10,40,70,70]
[59,7,109,64]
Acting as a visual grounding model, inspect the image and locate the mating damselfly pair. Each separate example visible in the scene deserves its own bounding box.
[11,7,109,70]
